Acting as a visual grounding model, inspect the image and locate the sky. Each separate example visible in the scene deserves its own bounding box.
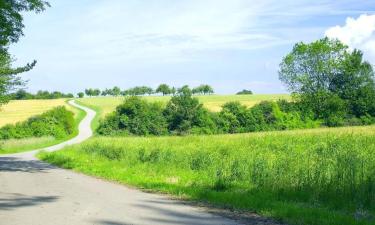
[9,0,375,94]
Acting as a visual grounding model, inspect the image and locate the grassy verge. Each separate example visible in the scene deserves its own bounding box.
[39,125,375,225]
[0,100,86,154]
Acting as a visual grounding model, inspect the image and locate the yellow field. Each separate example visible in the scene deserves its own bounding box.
[78,94,290,119]
[0,99,78,127]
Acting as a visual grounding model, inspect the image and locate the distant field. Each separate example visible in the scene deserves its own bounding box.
[78,94,290,119]
[0,99,84,154]
[40,124,375,225]
[0,99,79,127]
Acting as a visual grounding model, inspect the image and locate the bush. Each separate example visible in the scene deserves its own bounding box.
[97,94,372,137]
[217,102,255,133]
[163,89,215,135]
[0,106,74,140]
[98,96,168,136]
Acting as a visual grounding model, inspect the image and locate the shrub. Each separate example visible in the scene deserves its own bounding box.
[98,96,168,136]
[163,89,215,135]
[0,106,74,140]
[217,102,256,133]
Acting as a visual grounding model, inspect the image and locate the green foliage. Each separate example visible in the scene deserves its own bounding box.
[123,86,154,96]
[156,84,172,96]
[164,87,215,134]
[77,92,84,98]
[97,93,367,136]
[0,106,74,140]
[0,50,36,105]
[41,128,375,225]
[0,0,50,46]
[279,37,375,125]
[236,89,253,95]
[97,96,168,136]
[192,84,214,95]
[10,89,74,100]
[85,88,101,97]
[216,102,255,133]
[0,0,49,106]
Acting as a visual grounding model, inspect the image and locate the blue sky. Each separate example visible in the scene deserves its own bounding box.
[9,0,375,94]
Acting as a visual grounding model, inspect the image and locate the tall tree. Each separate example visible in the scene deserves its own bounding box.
[0,0,49,106]
[279,37,375,119]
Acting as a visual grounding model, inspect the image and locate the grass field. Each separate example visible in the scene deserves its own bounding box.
[40,125,375,225]
[0,99,85,154]
[77,94,290,129]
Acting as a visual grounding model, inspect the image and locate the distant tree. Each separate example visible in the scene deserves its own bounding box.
[84,89,92,97]
[13,89,29,100]
[192,84,214,95]
[92,89,101,96]
[77,92,84,98]
[236,89,253,95]
[171,87,177,95]
[202,85,214,95]
[156,84,171,96]
[143,86,154,95]
[112,86,121,96]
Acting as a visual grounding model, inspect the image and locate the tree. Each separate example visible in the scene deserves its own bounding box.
[236,89,253,95]
[93,89,101,96]
[84,89,92,97]
[112,86,121,96]
[202,85,214,95]
[156,84,171,96]
[164,86,214,134]
[192,84,214,95]
[0,0,50,47]
[77,92,84,98]
[279,37,375,121]
[0,0,50,106]
[0,51,36,105]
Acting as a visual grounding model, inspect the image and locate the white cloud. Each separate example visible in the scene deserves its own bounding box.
[325,14,375,63]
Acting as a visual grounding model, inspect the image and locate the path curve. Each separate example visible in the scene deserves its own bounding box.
[0,100,246,225]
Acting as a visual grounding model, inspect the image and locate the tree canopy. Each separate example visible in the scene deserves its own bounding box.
[0,0,49,106]
[279,37,375,122]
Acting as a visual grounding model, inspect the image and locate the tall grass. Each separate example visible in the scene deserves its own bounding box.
[40,125,375,225]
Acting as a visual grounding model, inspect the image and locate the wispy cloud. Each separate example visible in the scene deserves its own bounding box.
[9,0,375,93]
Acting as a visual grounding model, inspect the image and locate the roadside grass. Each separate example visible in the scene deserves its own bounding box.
[0,100,86,154]
[39,125,375,225]
[77,94,290,120]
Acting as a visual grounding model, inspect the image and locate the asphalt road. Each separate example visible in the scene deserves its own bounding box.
[0,100,244,225]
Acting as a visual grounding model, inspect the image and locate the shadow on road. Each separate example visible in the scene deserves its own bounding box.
[0,192,59,211]
[0,157,55,173]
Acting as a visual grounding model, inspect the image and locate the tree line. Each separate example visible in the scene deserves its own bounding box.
[9,89,74,100]
[80,84,215,97]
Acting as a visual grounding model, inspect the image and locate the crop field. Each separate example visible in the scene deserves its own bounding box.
[78,94,290,119]
[0,99,78,127]
[0,99,84,154]
[40,124,375,225]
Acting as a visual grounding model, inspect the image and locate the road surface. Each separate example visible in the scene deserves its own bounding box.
[0,100,248,225]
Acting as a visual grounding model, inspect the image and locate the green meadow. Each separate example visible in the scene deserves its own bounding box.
[40,125,375,225]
